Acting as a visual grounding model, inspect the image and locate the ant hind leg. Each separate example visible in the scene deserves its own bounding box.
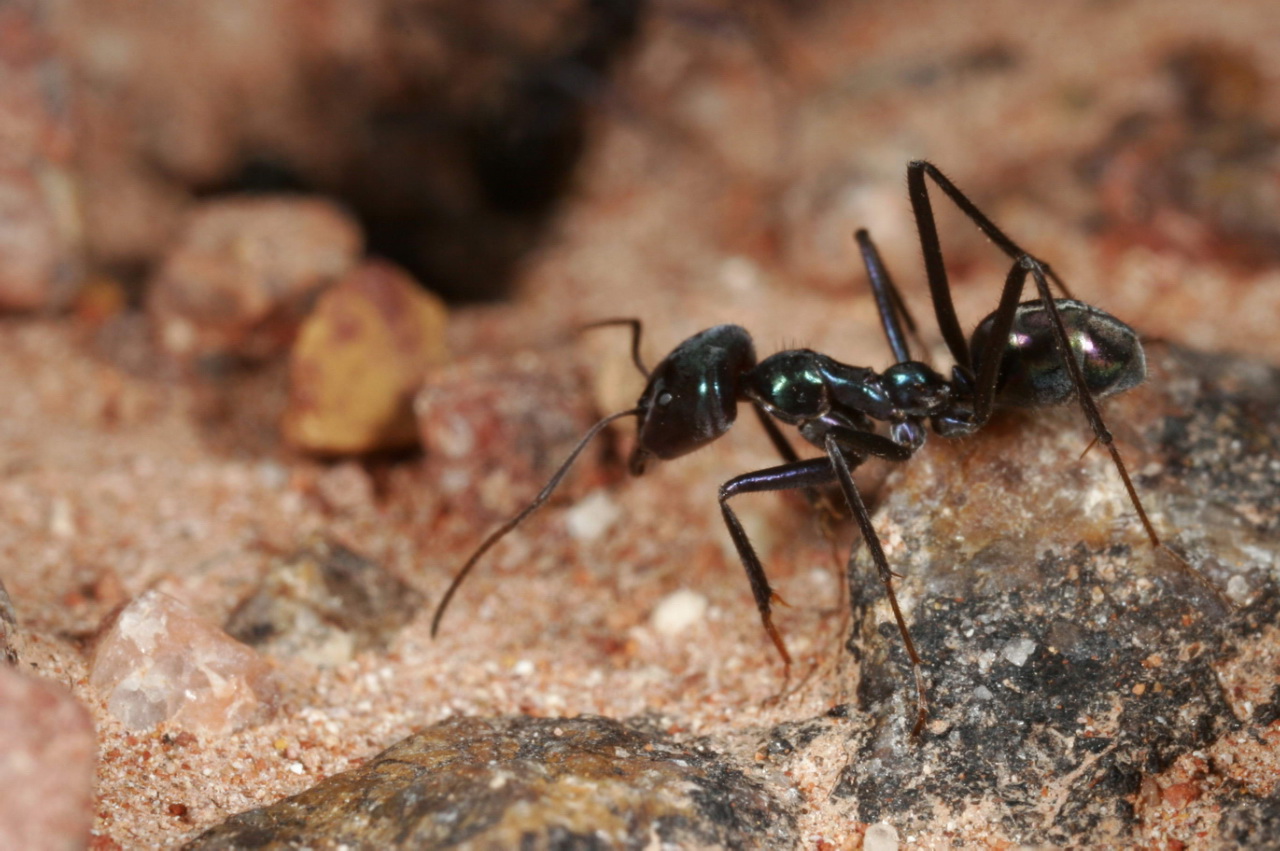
[906,161,1075,370]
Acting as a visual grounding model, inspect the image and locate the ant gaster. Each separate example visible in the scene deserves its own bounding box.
[431,161,1159,739]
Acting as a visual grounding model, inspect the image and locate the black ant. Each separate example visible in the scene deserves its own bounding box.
[431,160,1158,738]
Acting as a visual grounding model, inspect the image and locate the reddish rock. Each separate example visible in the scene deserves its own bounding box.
[0,5,82,311]
[415,347,603,520]
[282,260,448,454]
[1161,782,1202,810]
[0,666,96,851]
[90,590,276,735]
[146,196,362,363]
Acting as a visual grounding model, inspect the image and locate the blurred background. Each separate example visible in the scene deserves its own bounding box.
[3,1,1280,845]
[8,0,1280,351]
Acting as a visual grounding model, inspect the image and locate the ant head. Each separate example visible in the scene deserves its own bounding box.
[883,362,952,417]
[634,325,756,462]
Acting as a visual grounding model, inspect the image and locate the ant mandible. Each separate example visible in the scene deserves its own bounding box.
[431,160,1159,739]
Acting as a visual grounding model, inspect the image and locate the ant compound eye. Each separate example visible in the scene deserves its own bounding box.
[658,392,673,406]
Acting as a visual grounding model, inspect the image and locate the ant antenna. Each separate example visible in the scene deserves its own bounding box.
[580,318,650,377]
[431,407,642,637]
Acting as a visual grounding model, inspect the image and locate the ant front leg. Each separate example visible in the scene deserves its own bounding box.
[750,404,847,534]
[718,457,843,674]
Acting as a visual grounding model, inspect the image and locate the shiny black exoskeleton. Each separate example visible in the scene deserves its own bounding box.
[431,161,1159,739]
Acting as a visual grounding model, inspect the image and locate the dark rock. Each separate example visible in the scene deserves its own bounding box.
[1219,786,1280,850]
[226,539,423,666]
[831,343,1280,845]
[185,714,797,850]
[0,577,17,666]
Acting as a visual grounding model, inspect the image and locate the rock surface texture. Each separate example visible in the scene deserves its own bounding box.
[186,714,798,850]
[831,343,1280,845]
[183,343,1279,847]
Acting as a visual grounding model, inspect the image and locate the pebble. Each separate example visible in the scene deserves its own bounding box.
[564,490,621,542]
[1001,637,1037,667]
[650,589,709,637]
[186,715,797,849]
[0,667,96,850]
[90,590,276,734]
[864,822,901,851]
[146,196,362,363]
[282,260,448,453]
[225,539,423,666]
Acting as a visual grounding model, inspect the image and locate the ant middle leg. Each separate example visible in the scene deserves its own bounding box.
[821,431,928,739]
[750,404,847,531]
